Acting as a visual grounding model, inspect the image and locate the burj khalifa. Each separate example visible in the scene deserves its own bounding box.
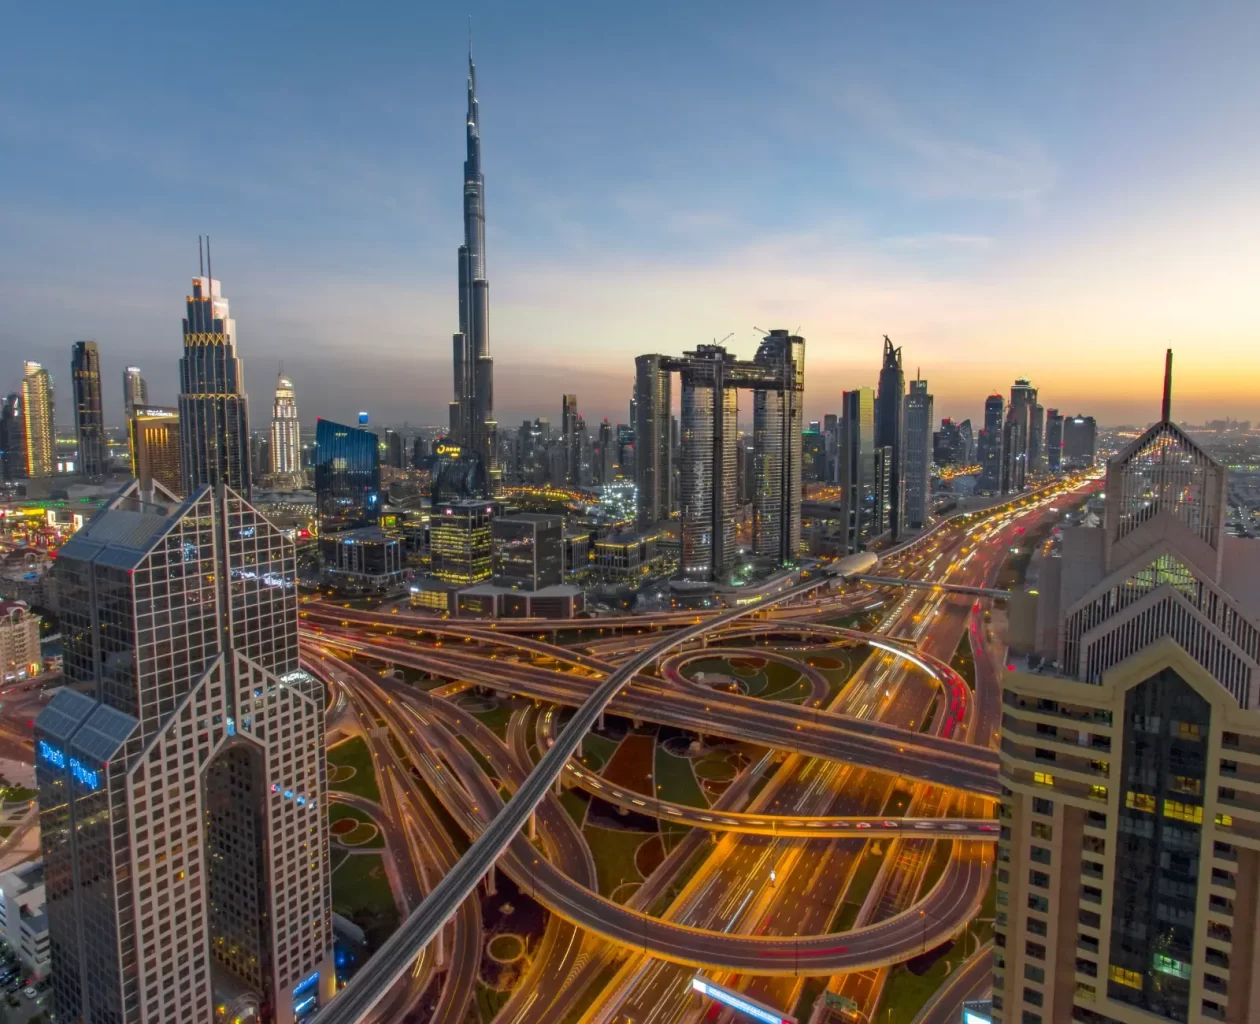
[450,46,497,485]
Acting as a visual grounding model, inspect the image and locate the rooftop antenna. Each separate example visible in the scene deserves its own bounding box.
[198,235,204,276]
[206,235,212,288]
[1161,348,1173,422]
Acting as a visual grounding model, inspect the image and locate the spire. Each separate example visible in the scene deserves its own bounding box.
[198,235,204,276]
[1162,348,1173,422]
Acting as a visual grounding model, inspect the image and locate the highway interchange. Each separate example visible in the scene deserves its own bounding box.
[301,476,1096,1023]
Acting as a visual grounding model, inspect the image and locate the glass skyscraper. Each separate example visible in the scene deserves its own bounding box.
[270,375,301,476]
[71,340,106,477]
[20,361,54,479]
[36,481,333,1023]
[313,417,380,532]
[179,262,252,498]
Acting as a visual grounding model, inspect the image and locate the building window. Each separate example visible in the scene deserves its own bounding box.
[1031,821,1052,840]
[1163,800,1203,824]
[1109,965,1142,989]
[1032,797,1054,815]
[1090,784,1108,801]
[1034,771,1055,787]
[1125,791,1155,813]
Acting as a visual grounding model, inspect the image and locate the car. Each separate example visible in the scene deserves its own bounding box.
[978,823,999,832]
[882,820,899,828]
[23,987,36,999]
[943,823,968,831]
[913,821,934,829]
[855,821,872,829]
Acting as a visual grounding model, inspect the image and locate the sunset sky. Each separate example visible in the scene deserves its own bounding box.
[2,2,1258,429]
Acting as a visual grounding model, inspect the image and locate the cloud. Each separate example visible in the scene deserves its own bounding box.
[880,233,997,250]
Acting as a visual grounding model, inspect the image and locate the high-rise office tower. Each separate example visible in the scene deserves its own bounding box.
[875,336,905,539]
[978,393,1005,493]
[635,355,673,528]
[678,346,739,580]
[1044,408,1063,473]
[996,353,1259,1024]
[839,387,877,552]
[561,395,579,485]
[903,376,933,529]
[313,418,380,532]
[449,48,497,486]
[411,435,429,469]
[21,362,54,479]
[128,406,182,496]
[179,246,252,497]
[1002,377,1037,493]
[596,418,615,485]
[1062,414,1098,470]
[123,365,148,420]
[958,418,974,463]
[1030,401,1045,474]
[382,429,405,471]
[0,393,25,481]
[270,374,301,476]
[751,329,804,565]
[431,499,494,583]
[71,341,106,478]
[37,481,334,1023]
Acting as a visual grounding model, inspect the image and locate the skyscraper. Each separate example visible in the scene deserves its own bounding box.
[71,341,106,478]
[270,374,301,476]
[123,365,148,420]
[1029,401,1045,474]
[903,376,933,529]
[1062,414,1098,470]
[178,245,252,497]
[1044,408,1063,473]
[875,336,905,539]
[561,394,579,486]
[995,354,1255,1024]
[313,418,380,532]
[449,47,497,485]
[36,481,334,1023]
[678,346,739,580]
[0,393,25,481]
[978,393,1005,493]
[128,406,182,496]
[20,362,54,479]
[595,418,616,485]
[751,329,804,565]
[635,355,673,528]
[1003,377,1037,493]
[839,387,877,552]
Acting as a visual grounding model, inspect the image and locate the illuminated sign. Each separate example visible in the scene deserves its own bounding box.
[293,971,320,996]
[435,442,462,457]
[70,758,99,790]
[38,740,66,769]
[690,977,795,1024]
[358,411,369,424]
[964,1013,992,1024]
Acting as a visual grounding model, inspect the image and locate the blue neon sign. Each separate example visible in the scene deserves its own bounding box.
[38,740,66,769]
[69,758,100,790]
[690,977,791,1024]
[294,971,320,996]
[294,995,316,1016]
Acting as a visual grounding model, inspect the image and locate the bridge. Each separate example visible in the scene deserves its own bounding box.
[852,574,1011,599]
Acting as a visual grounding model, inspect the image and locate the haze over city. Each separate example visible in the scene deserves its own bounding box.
[3,1,1259,426]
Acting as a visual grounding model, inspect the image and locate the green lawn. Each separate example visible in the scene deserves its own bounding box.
[648,840,711,916]
[660,819,693,854]
[331,853,399,950]
[842,844,889,909]
[476,983,511,1022]
[559,788,590,826]
[654,746,708,807]
[329,801,385,849]
[793,978,830,1022]
[457,736,501,783]
[916,839,952,897]
[0,785,36,804]
[583,825,644,899]
[559,958,625,1024]
[760,661,805,698]
[326,736,381,803]
[472,699,516,738]
[577,732,620,772]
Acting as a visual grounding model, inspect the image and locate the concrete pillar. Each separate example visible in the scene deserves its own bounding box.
[576,736,583,759]
[554,773,563,796]
[598,711,606,732]
[528,811,537,840]
[434,922,447,969]
[485,863,496,896]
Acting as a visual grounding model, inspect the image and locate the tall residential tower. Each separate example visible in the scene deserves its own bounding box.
[20,362,54,479]
[876,335,905,539]
[123,365,149,420]
[450,48,497,485]
[270,374,301,477]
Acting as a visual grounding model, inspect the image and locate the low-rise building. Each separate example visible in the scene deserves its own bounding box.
[0,600,41,683]
[319,527,404,592]
[0,859,50,978]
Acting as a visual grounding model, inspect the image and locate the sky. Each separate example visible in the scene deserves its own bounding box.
[2,2,1259,430]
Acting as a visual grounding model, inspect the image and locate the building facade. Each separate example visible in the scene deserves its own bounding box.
[36,482,333,1024]
[635,354,673,529]
[0,600,41,683]
[313,418,380,533]
[71,341,106,478]
[0,859,50,978]
[875,335,905,539]
[178,266,252,497]
[1045,409,1064,473]
[1063,415,1098,470]
[21,362,55,480]
[270,375,301,476]
[996,365,1260,1024]
[430,499,494,584]
[751,330,805,565]
[903,376,934,530]
[0,393,25,481]
[979,394,1006,494]
[123,366,148,421]
[492,513,563,590]
[839,387,877,552]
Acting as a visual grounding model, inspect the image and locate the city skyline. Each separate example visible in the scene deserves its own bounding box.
[3,3,1260,428]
